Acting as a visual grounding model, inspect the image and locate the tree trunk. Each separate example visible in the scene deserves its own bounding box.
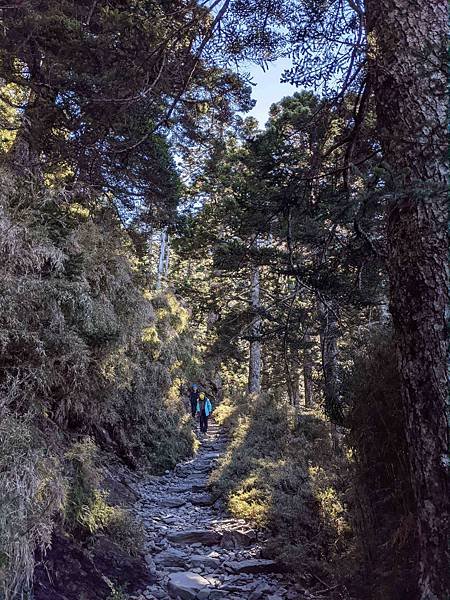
[147,227,154,282]
[285,348,301,407]
[379,299,390,325]
[248,263,262,394]
[156,228,168,290]
[291,359,301,407]
[164,232,170,279]
[7,50,56,177]
[318,300,340,421]
[8,89,54,177]
[365,2,449,597]
[303,330,313,408]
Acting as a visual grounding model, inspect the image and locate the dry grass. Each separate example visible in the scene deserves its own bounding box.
[0,413,65,599]
[210,393,352,585]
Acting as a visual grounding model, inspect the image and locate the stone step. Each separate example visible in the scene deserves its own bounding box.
[154,549,189,568]
[189,554,221,570]
[191,484,208,493]
[167,529,222,546]
[159,497,187,508]
[219,528,257,548]
[190,493,215,507]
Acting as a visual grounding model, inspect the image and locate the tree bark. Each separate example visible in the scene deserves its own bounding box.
[6,46,56,178]
[291,359,301,407]
[364,2,449,597]
[318,300,341,421]
[156,228,168,290]
[285,348,301,407]
[147,227,154,281]
[248,262,262,394]
[164,232,170,279]
[8,87,55,177]
[303,330,313,408]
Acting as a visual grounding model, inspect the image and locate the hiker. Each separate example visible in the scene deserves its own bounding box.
[196,392,212,433]
[189,384,199,418]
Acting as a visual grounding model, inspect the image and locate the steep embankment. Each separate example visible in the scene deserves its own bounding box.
[0,174,202,598]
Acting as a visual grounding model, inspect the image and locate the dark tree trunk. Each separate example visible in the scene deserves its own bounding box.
[248,263,262,394]
[365,1,449,597]
[303,330,313,408]
[285,348,301,407]
[291,362,301,407]
[8,91,50,176]
[8,56,56,176]
[318,300,341,422]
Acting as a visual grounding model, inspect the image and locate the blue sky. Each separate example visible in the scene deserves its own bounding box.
[239,58,299,126]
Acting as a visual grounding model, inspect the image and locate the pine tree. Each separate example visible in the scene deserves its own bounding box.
[364,2,449,596]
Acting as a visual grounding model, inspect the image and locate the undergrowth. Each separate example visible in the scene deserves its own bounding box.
[210,393,352,585]
[0,174,200,597]
[345,329,416,599]
[0,413,65,599]
[64,439,145,556]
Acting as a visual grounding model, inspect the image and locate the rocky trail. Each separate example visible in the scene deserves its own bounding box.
[128,420,303,600]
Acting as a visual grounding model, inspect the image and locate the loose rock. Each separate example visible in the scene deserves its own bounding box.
[167,572,211,599]
[190,554,221,569]
[167,530,222,546]
[154,549,188,568]
[129,421,299,600]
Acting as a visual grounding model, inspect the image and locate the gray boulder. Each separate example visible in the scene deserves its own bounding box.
[220,528,257,549]
[154,549,188,568]
[167,572,210,599]
[191,494,215,507]
[190,554,221,569]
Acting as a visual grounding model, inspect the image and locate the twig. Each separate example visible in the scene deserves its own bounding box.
[311,572,332,588]
[314,583,340,596]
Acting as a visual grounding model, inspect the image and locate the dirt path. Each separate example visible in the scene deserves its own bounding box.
[129,420,302,600]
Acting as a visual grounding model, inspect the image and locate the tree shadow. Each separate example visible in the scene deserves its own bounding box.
[210,394,352,595]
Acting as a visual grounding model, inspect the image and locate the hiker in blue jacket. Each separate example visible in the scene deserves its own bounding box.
[196,392,212,433]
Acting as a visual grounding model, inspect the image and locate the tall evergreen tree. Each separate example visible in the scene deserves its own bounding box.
[261,2,449,593]
[364,2,448,597]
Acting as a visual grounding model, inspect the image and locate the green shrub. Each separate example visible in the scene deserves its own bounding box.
[77,490,115,535]
[65,438,102,534]
[105,581,130,600]
[105,510,145,557]
[210,393,351,581]
[64,439,144,555]
[0,173,199,597]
